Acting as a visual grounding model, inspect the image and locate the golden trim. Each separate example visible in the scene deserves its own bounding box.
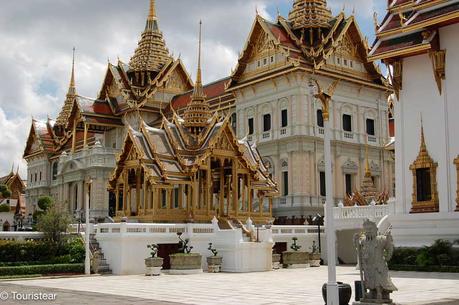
[409,120,439,213]
[455,156,459,212]
[429,49,446,95]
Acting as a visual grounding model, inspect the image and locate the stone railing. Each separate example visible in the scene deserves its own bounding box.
[94,222,215,236]
[0,232,45,241]
[271,225,324,235]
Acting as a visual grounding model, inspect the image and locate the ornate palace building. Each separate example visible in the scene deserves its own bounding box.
[23,0,394,222]
[369,0,459,246]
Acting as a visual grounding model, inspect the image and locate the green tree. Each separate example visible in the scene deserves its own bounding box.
[0,184,12,198]
[37,196,54,211]
[0,204,10,212]
[36,204,72,254]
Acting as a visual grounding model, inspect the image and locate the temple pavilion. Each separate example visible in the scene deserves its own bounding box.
[108,23,278,224]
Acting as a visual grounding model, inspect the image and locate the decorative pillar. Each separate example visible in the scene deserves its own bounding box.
[83,123,88,149]
[71,120,77,153]
[219,159,224,216]
[115,185,119,215]
[143,179,148,216]
[232,158,238,217]
[259,193,264,217]
[248,178,253,214]
[136,168,141,215]
[207,159,212,216]
[122,172,127,215]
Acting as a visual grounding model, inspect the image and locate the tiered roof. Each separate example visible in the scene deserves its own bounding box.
[129,0,172,72]
[369,0,459,62]
[288,0,332,29]
[228,0,386,90]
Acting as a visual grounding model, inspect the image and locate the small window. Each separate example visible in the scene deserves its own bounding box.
[343,114,352,132]
[317,110,324,128]
[263,58,267,65]
[337,58,341,65]
[345,174,352,195]
[344,59,348,66]
[350,61,354,68]
[281,109,288,128]
[248,118,254,135]
[34,173,37,182]
[257,60,261,68]
[270,56,275,63]
[320,172,326,197]
[52,162,58,181]
[366,118,375,136]
[416,168,432,202]
[39,172,42,181]
[282,171,289,196]
[263,114,271,132]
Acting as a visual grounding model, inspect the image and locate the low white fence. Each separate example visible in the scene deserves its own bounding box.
[0,232,44,241]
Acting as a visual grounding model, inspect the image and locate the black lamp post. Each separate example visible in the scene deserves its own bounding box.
[312,213,324,253]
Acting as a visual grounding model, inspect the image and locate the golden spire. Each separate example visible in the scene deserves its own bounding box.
[67,47,76,97]
[193,20,204,99]
[129,0,171,72]
[288,0,332,30]
[56,48,78,126]
[183,21,211,134]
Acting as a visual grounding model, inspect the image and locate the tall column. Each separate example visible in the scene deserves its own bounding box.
[207,159,212,216]
[143,179,148,216]
[136,168,141,215]
[259,194,264,217]
[232,159,238,217]
[219,159,224,216]
[324,117,339,305]
[115,185,119,215]
[248,178,253,214]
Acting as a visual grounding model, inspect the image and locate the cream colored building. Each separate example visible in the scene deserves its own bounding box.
[227,0,394,218]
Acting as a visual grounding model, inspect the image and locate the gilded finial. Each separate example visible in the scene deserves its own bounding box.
[255,5,259,16]
[16,165,19,175]
[67,47,76,96]
[11,163,14,174]
[193,20,204,98]
[373,12,380,32]
[420,114,426,151]
[148,0,156,20]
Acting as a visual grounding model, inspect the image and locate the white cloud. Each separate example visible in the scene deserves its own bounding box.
[0,0,272,176]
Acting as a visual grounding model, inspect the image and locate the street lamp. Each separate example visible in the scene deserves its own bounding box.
[312,213,324,253]
[310,78,340,305]
[85,178,93,275]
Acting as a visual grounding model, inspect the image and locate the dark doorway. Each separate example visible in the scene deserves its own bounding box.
[108,191,116,217]
[157,243,180,270]
[273,242,287,264]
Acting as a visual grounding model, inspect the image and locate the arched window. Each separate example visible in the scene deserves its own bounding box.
[343,114,352,132]
[263,114,271,132]
[317,110,324,128]
[281,160,288,196]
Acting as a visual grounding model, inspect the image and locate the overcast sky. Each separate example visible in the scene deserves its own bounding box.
[0,0,386,177]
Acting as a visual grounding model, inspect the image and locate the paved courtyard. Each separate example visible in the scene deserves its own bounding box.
[0,266,458,305]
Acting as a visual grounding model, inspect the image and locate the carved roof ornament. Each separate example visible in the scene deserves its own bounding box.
[56,48,77,127]
[409,116,439,213]
[183,21,212,134]
[288,0,332,30]
[129,0,172,73]
[429,49,446,95]
[360,142,378,203]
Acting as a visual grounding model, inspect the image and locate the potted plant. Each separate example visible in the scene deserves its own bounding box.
[272,250,281,270]
[282,237,310,268]
[309,240,321,267]
[145,243,163,276]
[206,243,223,273]
[169,232,202,272]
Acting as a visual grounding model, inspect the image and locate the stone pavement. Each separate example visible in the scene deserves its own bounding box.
[0,266,458,305]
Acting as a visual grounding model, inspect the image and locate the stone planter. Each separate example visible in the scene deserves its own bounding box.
[206,256,223,273]
[309,253,321,267]
[170,253,202,274]
[145,257,164,276]
[282,251,309,268]
[321,282,352,305]
[272,253,281,270]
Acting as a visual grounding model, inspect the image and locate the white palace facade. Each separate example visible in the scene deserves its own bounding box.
[23,0,394,223]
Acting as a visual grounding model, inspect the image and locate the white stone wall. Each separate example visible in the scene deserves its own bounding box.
[235,71,393,217]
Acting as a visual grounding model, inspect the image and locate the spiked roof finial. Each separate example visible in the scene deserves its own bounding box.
[193,20,204,99]
[67,47,76,97]
[148,0,156,20]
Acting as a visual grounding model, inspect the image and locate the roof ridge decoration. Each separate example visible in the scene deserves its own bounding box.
[183,21,212,135]
[129,0,172,73]
[288,0,332,30]
[55,48,77,126]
